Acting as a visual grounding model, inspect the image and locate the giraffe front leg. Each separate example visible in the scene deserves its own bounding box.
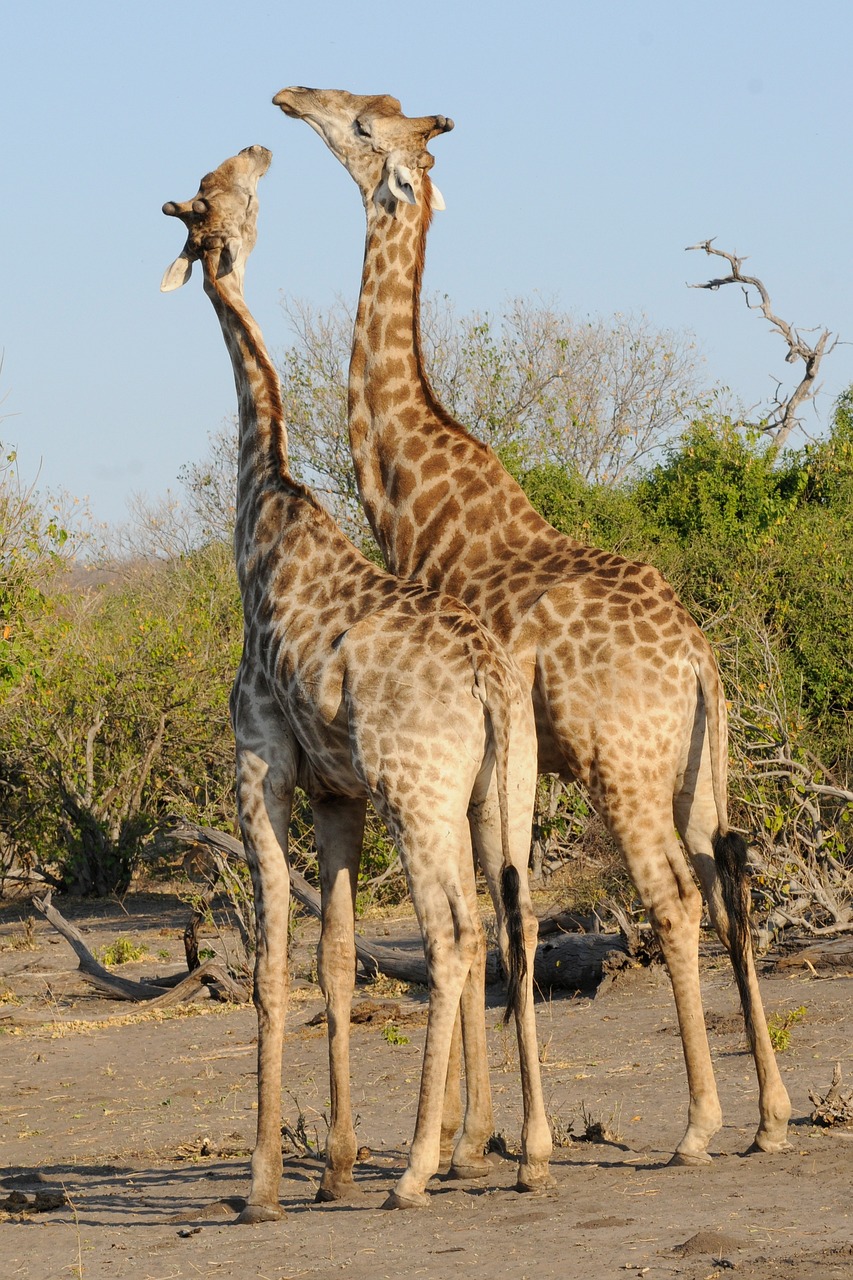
[312,796,367,1203]
[235,748,293,1224]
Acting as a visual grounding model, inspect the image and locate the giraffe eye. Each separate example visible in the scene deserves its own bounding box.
[354,119,371,140]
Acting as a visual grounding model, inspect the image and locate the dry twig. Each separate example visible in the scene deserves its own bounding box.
[687,238,838,450]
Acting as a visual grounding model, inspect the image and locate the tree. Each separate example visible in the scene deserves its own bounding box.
[0,444,71,694]
[427,299,705,483]
[274,294,710,540]
[687,239,839,452]
[0,541,243,893]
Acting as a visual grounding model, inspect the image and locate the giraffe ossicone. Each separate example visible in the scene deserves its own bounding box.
[161,143,551,1221]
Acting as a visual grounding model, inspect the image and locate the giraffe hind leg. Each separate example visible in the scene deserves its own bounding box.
[312,796,368,1203]
[439,1010,465,1169]
[675,763,792,1154]
[468,768,553,1191]
[606,792,723,1163]
[383,846,484,1209]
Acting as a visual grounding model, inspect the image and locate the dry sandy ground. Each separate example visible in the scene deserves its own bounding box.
[1,893,851,1280]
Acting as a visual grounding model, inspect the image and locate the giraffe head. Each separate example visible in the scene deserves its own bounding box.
[160,145,272,292]
[272,87,452,216]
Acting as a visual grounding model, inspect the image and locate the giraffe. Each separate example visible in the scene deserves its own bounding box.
[160,145,551,1219]
[272,88,792,1163]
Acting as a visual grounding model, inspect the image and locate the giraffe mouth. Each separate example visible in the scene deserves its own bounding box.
[272,87,311,119]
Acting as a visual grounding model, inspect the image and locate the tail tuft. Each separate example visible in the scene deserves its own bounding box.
[500,864,527,1025]
[713,829,756,1045]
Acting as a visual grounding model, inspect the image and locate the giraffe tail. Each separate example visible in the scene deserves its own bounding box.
[712,829,757,1045]
[693,646,758,1047]
[500,863,526,1026]
[477,657,527,1027]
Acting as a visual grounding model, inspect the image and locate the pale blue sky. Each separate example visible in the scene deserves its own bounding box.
[3,0,851,529]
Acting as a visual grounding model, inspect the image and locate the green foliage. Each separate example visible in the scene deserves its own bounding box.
[767,1006,807,1053]
[97,936,148,966]
[509,458,653,560]
[1,537,244,893]
[381,1022,410,1047]
[621,406,852,762]
[0,445,70,695]
[637,416,807,550]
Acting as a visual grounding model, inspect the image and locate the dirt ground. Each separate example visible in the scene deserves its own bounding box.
[1,891,851,1280]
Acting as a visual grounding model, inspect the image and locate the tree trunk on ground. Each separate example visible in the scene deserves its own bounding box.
[165,819,633,993]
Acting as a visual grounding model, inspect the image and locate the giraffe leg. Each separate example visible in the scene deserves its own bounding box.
[469,781,553,1192]
[613,806,723,1164]
[312,796,367,1203]
[235,745,294,1224]
[443,853,494,1180]
[510,872,554,1191]
[384,857,482,1209]
[675,760,792,1154]
[439,1010,464,1167]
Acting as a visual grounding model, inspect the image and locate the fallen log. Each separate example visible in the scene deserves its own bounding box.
[772,937,853,971]
[167,820,632,992]
[533,931,631,992]
[31,893,249,1006]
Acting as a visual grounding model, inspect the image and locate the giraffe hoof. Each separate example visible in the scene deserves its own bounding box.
[448,1158,492,1181]
[315,1180,359,1203]
[382,1190,430,1210]
[515,1173,557,1194]
[747,1138,793,1155]
[668,1150,712,1167]
[235,1201,284,1224]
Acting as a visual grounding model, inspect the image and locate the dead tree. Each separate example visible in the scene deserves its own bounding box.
[687,239,838,451]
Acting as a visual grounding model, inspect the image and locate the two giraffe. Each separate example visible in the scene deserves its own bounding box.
[270,88,791,1164]
[161,146,551,1221]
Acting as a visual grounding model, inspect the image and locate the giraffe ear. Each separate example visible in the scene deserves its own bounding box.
[374,156,419,216]
[160,252,194,292]
[218,237,242,274]
[429,182,445,212]
[386,162,417,206]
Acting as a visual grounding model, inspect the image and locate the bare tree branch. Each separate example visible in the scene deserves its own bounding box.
[31,891,249,1005]
[686,238,838,450]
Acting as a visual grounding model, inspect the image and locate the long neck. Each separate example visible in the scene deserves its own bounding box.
[348,186,434,565]
[348,175,581,602]
[203,263,306,563]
